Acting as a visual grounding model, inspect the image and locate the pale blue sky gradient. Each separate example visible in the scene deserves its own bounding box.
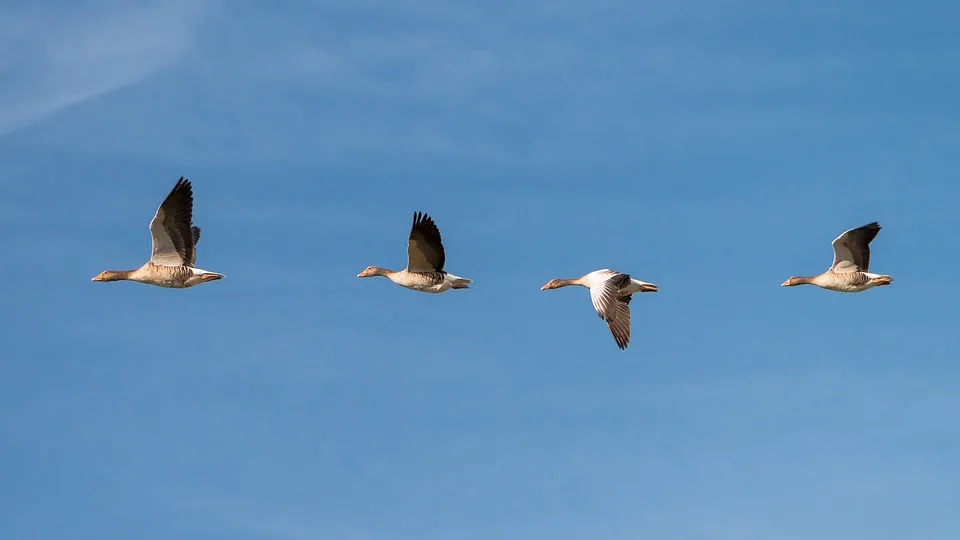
[2,1,959,539]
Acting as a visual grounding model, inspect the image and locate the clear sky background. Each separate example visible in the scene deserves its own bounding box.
[2,1,959,539]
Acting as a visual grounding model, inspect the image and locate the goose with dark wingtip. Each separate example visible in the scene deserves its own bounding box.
[781,221,893,292]
[358,211,472,293]
[91,177,224,288]
[541,269,658,350]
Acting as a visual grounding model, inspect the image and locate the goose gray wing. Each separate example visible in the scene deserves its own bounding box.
[406,211,446,273]
[607,295,632,350]
[149,177,197,267]
[831,222,881,273]
[588,272,630,322]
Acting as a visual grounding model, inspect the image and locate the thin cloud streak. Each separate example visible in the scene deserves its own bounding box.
[6,2,921,164]
[0,0,215,136]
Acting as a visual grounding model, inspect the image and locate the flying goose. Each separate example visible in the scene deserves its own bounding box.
[541,269,658,350]
[358,211,472,293]
[91,177,224,288]
[781,221,893,292]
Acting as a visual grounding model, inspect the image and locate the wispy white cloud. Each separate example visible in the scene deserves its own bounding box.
[0,0,215,135]
[5,1,947,165]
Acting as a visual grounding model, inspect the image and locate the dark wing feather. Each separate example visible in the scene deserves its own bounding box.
[406,211,446,272]
[149,177,197,267]
[190,227,201,265]
[831,222,881,272]
[590,272,631,322]
[606,295,632,350]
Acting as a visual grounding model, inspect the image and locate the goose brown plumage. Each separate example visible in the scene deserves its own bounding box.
[357,211,472,293]
[781,221,893,293]
[91,177,224,288]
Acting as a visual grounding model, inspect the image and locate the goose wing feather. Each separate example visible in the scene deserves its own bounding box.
[831,222,881,273]
[607,295,632,350]
[588,271,630,322]
[149,177,197,267]
[406,211,446,273]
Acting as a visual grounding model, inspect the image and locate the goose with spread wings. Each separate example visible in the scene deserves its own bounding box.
[91,177,224,288]
[781,221,893,292]
[357,211,472,293]
[541,269,658,350]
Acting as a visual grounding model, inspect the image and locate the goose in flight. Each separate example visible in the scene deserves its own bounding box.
[541,269,658,350]
[358,211,472,293]
[91,177,224,288]
[781,221,893,292]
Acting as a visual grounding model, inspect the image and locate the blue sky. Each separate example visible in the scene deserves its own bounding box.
[2,1,959,538]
